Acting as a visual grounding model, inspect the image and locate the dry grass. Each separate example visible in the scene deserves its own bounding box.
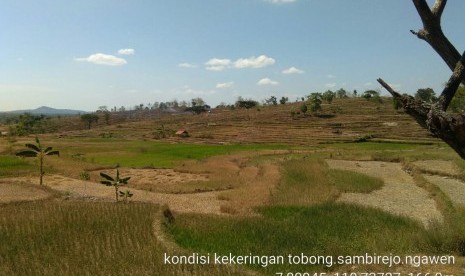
[272,158,339,206]
[0,200,246,276]
[0,181,53,203]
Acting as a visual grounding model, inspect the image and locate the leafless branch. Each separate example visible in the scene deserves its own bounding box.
[378,0,465,159]
[438,51,465,111]
[431,0,447,19]
[412,0,434,26]
[411,0,461,74]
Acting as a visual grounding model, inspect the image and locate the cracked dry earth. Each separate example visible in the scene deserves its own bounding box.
[326,159,443,227]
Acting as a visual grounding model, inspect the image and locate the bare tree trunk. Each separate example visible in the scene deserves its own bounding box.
[40,153,44,185]
[378,0,465,159]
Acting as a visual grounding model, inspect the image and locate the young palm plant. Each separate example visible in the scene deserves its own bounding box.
[100,169,131,202]
[16,137,59,185]
[119,190,133,203]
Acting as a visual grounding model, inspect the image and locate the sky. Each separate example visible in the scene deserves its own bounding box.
[1,0,464,112]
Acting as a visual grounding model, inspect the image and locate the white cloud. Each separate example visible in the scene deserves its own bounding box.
[364,82,373,86]
[216,82,234,89]
[266,0,297,4]
[257,78,279,86]
[326,74,335,78]
[204,55,276,71]
[234,55,275,69]
[178,63,197,68]
[282,66,304,74]
[205,58,231,71]
[75,53,127,66]
[118,48,135,55]
[325,83,337,88]
[184,86,216,96]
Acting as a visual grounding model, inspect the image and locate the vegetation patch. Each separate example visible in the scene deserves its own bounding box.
[272,159,339,205]
[54,138,289,168]
[273,157,383,205]
[0,155,35,177]
[329,169,383,193]
[166,203,434,274]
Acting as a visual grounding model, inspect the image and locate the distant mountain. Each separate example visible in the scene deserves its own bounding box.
[2,106,87,116]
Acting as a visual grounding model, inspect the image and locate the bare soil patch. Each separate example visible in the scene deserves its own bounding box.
[97,168,209,193]
[326,159,442,226]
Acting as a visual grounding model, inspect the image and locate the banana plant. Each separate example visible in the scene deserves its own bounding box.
[16,137,59,185]
[119,190,133,203]
[100,169,131,202]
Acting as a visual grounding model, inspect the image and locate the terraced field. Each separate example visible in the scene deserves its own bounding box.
[50,98,434,145]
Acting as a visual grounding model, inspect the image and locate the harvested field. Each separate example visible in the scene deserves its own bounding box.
[423,174,465,206]
[411,160,461,176]
[0,180,52,203]
[97,168,209,193]
[326,159,443,226]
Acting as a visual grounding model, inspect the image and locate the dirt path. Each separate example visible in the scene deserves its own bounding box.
[326,159,443,227]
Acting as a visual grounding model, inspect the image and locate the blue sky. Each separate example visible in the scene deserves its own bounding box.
[1,0,464,111]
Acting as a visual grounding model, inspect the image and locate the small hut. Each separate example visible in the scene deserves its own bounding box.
[175,129,189,137]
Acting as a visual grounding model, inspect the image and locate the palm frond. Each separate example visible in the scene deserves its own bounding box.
[100,172,114,181]
[45,150,60,156]
[25,143,40,152]
[100,180,113,186]
[16,150,38,157]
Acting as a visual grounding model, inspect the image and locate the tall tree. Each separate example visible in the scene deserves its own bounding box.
[336,88,348,98]
[415,88,437,103]
[16,137,59,185]
[308,93,323,113]
[80,114,99,129]
[265,96,278,105]
[378,0,465,159]
[191,97,206,107]
[322,90,336,103]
